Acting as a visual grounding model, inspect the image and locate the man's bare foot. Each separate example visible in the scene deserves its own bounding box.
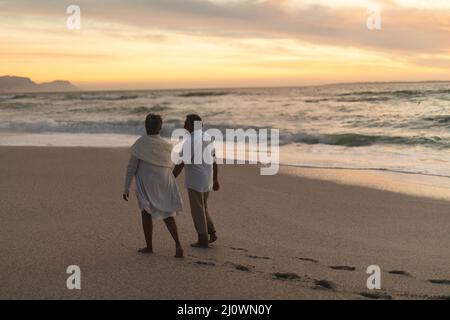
[138,247,153,254]
[209,233,218,243]
[175,245,184,258]
[190,242,210,248]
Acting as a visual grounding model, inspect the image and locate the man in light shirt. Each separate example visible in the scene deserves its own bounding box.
[173,114,220,248]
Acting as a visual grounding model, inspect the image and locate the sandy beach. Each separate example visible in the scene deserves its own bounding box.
[0,146,449,300]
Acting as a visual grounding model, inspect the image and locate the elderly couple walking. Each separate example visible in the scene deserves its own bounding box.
[123,114,219,258]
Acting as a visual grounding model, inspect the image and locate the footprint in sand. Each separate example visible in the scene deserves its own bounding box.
[235,265,252,272]
[298,257,319,263]
[313,280,337,290]
[360,292,393,300]
[388,270,412,277]
[429,279,450,285]
[195,261,216,266]
[273,272,301,280]
[230,247,249,252]
[223,261,253,272]
[329,265,356,271]
[247,255,271,260]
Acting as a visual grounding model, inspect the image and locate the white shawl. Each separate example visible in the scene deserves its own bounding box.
[130,135,174,168]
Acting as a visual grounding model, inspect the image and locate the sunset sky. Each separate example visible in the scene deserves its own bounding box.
[1,0,450,90]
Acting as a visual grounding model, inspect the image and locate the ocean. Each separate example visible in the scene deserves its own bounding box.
[1,82,449,178]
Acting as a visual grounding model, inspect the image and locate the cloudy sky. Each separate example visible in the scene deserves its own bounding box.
[1,0,450,89]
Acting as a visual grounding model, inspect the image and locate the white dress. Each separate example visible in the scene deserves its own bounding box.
[124,155,183,219]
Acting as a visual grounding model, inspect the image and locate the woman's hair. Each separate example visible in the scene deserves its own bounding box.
[145,114,162,135]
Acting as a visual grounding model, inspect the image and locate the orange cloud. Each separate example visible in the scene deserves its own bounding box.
[0,0,449,89]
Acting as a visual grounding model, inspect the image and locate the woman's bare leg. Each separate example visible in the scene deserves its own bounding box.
[138,210,153,253]
[164,217,184,258]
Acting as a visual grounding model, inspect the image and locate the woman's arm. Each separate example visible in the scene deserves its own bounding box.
[173,162,185,178]
[123,155,139,200]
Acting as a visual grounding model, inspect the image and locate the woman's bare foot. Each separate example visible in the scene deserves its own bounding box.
[175,245,184,258]
[138,247,153,254]
[209,233,218,243]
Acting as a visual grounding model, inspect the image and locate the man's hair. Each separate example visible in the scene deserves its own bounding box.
[145,114,162,135]
[185,114,202,127]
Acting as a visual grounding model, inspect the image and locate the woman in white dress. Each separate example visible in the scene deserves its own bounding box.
[123,114,184,258]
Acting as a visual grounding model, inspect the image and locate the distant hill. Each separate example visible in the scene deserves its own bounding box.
[0,76,79,93]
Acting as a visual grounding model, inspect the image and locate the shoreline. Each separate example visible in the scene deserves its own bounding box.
[281,165,450,202]
[0,144,448,201]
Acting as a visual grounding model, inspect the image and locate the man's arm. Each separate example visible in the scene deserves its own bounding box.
[213,162,220,191]
[173,162,185,178]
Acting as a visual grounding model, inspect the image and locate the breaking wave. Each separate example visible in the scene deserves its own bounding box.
[279,132,449,148]
[177,91,230,98]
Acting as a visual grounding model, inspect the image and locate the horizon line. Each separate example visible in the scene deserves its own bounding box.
[2,76,450,94]
[63,79,450,92]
